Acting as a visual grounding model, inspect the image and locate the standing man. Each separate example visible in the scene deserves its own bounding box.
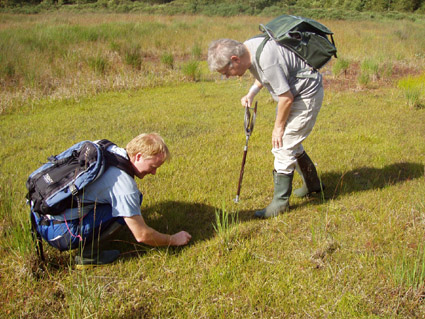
[208,38,324,218]
[32,133,192,267]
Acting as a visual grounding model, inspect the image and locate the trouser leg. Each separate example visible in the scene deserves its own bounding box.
[272,86,324,175]
[78,205,124,256]
[76,205,124,267]
[33,205,123,266]
[257,87,323,217]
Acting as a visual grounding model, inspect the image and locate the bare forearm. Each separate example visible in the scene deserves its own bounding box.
[124,215,191,247]
[137,226,172,247]
[275,99,292,129]
[272,91,294,149]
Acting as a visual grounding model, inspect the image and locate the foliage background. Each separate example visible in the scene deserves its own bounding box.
[1,0,425,16]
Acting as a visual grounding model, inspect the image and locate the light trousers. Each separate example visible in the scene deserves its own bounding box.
[272,86,324,174]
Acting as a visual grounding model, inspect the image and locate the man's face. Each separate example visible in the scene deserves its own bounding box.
[218,56,247,78]
[132,153,165,179]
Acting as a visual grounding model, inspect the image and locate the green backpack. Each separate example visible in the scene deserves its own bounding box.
[255,14,337,71]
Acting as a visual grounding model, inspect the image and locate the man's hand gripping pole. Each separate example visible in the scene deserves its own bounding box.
[234,101,257,203]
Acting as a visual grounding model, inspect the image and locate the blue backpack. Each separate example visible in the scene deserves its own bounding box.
[27,139,134,261]
[26,139,134,216]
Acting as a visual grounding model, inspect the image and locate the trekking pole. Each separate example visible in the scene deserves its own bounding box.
[234,101,257,203]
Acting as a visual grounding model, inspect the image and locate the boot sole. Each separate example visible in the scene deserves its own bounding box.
[254,207,290,218]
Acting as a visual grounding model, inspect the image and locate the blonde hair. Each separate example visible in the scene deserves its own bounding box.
[126,133,170,161]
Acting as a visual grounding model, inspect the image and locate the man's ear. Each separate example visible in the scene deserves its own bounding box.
[134,152,143,162]
[230,55,241,63]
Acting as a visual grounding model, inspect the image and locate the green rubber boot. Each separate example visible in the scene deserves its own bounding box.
[294,152,324,198]
[255,171,293,218]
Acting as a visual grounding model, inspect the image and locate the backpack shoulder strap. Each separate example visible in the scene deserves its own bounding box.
[97,139,115,150]
[255,35,269,71]
[97,139,135,178]
[254,34,318,79]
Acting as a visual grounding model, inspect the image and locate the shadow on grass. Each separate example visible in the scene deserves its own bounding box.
[320,162,424,199]
[142,201,218,242]
[108,162,424,257]
[239,162,425,217]
[289,162,423,210]
[111,201,226,258]
[30,164,422,269]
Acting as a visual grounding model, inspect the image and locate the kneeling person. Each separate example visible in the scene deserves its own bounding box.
[32,133,192,267]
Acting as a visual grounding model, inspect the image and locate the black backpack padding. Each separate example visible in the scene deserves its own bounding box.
[26,139,134,216]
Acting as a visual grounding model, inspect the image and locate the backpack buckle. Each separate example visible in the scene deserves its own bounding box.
[70,184,78,197]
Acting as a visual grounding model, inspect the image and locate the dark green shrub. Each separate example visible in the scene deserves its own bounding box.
[0,59,16,78]
[160,52,174,69]
[122,44,142,70]
[87,55,108,74]
[182,60,200,81]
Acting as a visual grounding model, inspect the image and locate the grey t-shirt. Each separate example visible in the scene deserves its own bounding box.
[244,37,322,101]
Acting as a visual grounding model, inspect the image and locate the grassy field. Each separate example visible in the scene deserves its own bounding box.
[1,13,425,318]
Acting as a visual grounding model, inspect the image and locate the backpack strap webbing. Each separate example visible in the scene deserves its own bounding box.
[255,34,269,71]
[97,139,135,178]
[30,211,45,262]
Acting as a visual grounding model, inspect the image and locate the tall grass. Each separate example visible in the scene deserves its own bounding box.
[65,273,105,318]
[87,54,108,74]
[358,58,381,85]
[398,73,425,109]
[213,203,239,248]
[393,243,425,289]
[160,52,174,69]
[332,57,350,76]
[0,184,33,259]
[1,14,425,113]
[181,60,201,81]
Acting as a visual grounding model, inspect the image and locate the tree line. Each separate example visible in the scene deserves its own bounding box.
[200,0,425,12]
[1,0,424,13]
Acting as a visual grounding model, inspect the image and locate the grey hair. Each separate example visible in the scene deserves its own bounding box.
[207,39,247,71]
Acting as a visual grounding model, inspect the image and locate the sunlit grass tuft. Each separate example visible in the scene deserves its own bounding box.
[393,243,425,290]
[332,57,350,76]
[398,73,425,109]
